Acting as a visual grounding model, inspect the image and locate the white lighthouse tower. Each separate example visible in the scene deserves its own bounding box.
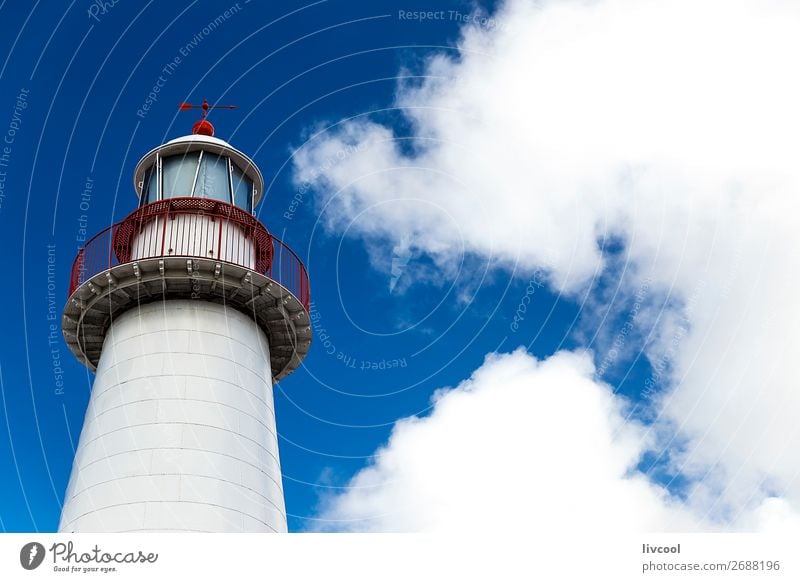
[59,103,311,532]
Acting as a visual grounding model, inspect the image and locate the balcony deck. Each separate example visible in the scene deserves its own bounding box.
[62,198,311,382]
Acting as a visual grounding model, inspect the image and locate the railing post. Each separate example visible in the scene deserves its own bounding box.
[217,209,224,262]
[108,228,114,270]
[160,207,168,256]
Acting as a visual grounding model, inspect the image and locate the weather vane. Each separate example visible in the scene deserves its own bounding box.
[178,99,237,136]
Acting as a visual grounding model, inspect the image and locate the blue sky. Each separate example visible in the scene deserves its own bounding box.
[0,0,580,532]
[3,0,797,535]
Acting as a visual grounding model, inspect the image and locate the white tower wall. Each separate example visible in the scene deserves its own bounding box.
[59,299,287,533]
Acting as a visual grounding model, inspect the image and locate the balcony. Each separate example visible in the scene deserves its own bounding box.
[63,197,311,381]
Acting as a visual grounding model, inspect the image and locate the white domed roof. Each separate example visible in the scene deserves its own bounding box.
[165,134,233,148]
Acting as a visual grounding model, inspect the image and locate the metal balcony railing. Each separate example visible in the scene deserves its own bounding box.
[69,197,310,310]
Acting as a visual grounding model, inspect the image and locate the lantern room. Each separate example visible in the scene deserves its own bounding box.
[132,133,264,213]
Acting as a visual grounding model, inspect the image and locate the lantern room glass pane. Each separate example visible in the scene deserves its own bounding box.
[162,152,200,199]
[141,166,157,205]
[231,163,253,212]
[194,153,231,202]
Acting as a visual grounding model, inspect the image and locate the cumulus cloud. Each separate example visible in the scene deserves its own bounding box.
[314,349,706,532]
[314,350,797,532]
[295,0,800,528]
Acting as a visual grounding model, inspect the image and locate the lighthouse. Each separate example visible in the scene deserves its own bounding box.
[59,103,311,532]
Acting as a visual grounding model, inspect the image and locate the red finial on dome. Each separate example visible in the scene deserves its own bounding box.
[178,99,237,137]
[192,119,215,136]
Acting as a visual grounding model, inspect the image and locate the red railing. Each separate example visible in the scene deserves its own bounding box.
[69,198,310,310]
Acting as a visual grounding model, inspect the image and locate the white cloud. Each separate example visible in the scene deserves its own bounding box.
[295,0,800,528]
[314,350,799,532]
[314,349,706,532]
